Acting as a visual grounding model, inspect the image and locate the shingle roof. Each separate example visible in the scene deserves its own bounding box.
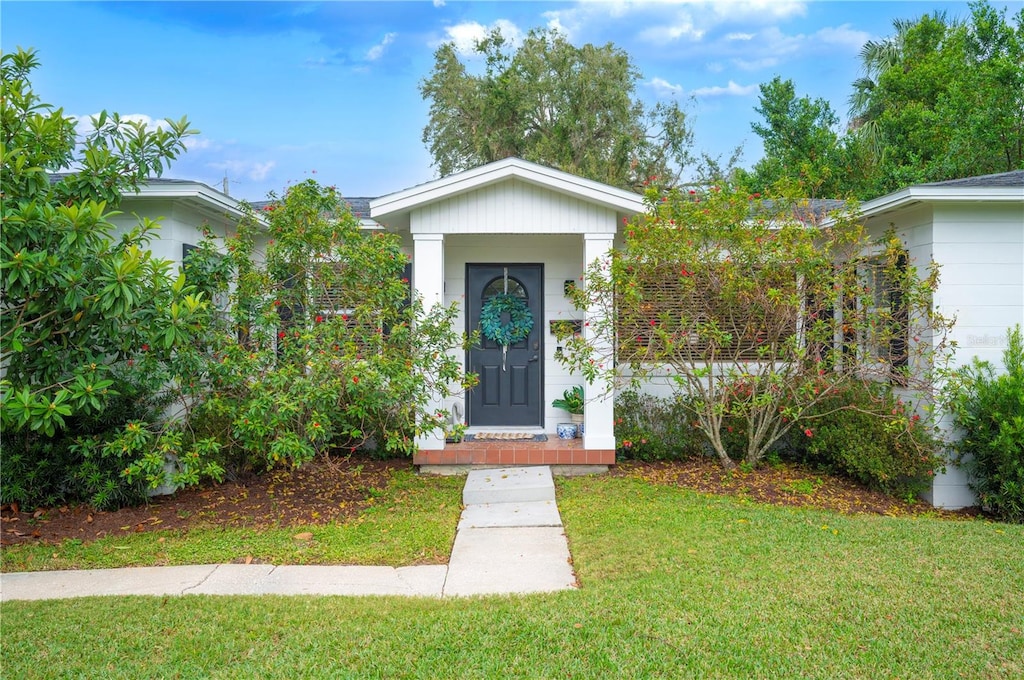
[919,170,1024,188]
[249,196,375,219]
[761,198,850,221]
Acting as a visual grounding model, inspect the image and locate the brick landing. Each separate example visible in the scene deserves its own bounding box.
[414,439,615,466]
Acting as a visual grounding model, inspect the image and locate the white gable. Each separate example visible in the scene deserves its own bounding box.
[409,177,620,234]
[369,157,644,234]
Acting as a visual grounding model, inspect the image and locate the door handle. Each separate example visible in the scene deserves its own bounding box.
[527,354,539,363]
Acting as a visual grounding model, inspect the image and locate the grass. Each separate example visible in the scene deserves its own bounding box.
[0,471,464,572]
[2,475,1022,678]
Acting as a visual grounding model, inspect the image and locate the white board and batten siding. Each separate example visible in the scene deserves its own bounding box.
[931,203,1024,367]
[409,178,618,235]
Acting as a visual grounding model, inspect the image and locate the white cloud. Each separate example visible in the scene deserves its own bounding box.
[544,13,570,38]
[728,23,868,69]
[706,61,725,73]
[443,19,523,55]
[433,0,445,6]
[638,13,705,44]
[815,24,870,50]
[691,80,757,97]
[726,32,755,41]
[648,77,684,97]
[732,56,778,71]
[72,112,174,138]
[703,0,806,21]
[365,32,396,61]
[209,160,276,182]
[183,137,213,151]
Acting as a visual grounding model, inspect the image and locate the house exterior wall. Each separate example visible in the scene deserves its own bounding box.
[929,202,1023,509]
[867,200,1024,509]
[110,198,245,268]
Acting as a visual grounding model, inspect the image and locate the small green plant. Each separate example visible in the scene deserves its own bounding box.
[783,478,822,496]
[552,385,584,415]
[613,390,704,461]
[446,420,468,443]
[944,325,1024,522]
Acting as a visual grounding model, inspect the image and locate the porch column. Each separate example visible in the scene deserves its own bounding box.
[583,233,616,451]
[413,233,446,451]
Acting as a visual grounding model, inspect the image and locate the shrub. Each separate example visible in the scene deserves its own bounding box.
[176,180,474,477]
[944,326,1024,522]
[0,370,171,510]
[614,390,704,461]
[786,379,943,497]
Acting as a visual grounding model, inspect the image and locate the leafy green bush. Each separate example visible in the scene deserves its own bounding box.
[614,390,704,461]
[944,326,1024,522]
[786,379,943,497]
[0,370,171,510]
[176,180,474,477]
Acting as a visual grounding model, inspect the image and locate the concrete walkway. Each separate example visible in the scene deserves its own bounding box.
[0,466,577,601]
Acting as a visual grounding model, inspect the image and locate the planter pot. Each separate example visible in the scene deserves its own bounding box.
[556,423,578,440]
[570,413,584,438]
[147,455,180,497]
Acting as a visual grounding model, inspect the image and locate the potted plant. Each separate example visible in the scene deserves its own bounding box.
[553,386,585,436]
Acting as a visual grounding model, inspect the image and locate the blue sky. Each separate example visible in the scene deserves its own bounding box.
[2,0,997,201]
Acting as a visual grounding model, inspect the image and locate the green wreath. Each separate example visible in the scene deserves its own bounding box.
[480,294,534,346]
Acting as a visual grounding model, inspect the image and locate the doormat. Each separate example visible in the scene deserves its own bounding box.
[463,433,548,442]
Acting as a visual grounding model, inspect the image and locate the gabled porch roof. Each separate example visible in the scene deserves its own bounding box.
[369,157,645,231]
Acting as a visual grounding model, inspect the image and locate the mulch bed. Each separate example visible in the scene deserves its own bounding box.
[0,456,408,547]
[1,456,979,548]
[612,459,980,519]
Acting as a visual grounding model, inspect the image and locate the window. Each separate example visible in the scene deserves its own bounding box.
[182,243,230,311]
[617,262,799,363]
[860,251,909,372]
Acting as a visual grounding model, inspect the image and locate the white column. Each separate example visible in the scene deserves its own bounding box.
[583,233,616,451]
[413,233,446,451]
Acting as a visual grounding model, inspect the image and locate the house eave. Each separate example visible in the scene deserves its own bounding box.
[369,157,646,224]
[859,186,1023,220]
[127,182,252,221]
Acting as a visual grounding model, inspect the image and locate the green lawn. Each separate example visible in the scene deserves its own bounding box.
[0,471,465,572]
[2,475,1021,679]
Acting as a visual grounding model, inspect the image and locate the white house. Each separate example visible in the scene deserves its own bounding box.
[858,169,1024,508]
[123,162,1021,507]
[109,178,254,265]
[370,158,645,468]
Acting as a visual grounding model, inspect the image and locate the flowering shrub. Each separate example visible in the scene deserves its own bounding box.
[785,378,943,497]
[559,181,953,468]
[614,390,704,461]
[179,180,474,476]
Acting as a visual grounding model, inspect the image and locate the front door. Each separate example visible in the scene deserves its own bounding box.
[467,264,543,427]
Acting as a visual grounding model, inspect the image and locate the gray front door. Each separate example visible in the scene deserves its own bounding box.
[467,264,543,427]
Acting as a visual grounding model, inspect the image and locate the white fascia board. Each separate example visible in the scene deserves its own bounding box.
[859,186,1023,218]
[133,182,251,220]
[370,157,646,219]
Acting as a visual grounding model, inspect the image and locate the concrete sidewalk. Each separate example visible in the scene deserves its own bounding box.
[0,466,577,601]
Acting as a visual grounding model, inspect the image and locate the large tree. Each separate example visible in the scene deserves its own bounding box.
[738,76,870,198]
[848,1,1023,194]
[0,48,218,509]
[420,28,693,190]
[1,48,201,437]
